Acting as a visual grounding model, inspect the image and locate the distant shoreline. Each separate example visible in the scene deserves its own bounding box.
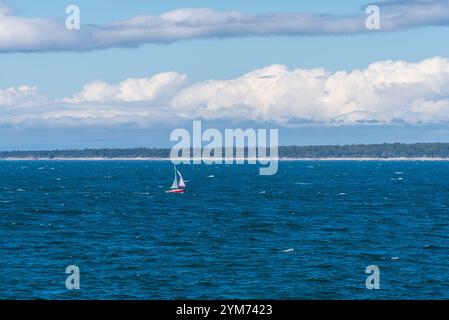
[2,143,449,160]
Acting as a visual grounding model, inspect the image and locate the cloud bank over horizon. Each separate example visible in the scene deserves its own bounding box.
[2,57,449,128]
[1,0,449,52]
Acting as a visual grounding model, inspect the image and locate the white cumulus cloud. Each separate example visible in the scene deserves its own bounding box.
[171,57,449,124]
[0,85,48,108]
[4,57,449,127]
[63,72,187,103]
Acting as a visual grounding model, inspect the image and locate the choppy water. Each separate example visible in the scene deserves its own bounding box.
[1,160,449,299]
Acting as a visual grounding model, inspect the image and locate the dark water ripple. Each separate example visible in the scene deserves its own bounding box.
[1,160,449,299]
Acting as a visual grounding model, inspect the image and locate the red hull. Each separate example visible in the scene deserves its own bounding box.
[166,189,186,194]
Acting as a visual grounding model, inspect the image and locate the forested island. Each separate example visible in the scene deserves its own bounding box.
[2,143,449,159]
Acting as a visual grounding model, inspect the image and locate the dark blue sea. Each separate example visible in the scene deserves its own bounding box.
[1,160,449,299]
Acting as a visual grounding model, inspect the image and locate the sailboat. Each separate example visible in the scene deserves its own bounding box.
[166,165,186,194]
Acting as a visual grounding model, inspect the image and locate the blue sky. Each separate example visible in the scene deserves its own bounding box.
[2,0,449,97]
[2,0,449,149]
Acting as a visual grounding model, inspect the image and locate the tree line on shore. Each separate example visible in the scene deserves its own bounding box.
[1,143,449,159]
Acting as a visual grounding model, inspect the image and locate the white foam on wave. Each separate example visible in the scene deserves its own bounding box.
[282,248,295,253]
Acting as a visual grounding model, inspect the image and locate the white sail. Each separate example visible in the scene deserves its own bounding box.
[171,166,178,189]
[177,170,186,188]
